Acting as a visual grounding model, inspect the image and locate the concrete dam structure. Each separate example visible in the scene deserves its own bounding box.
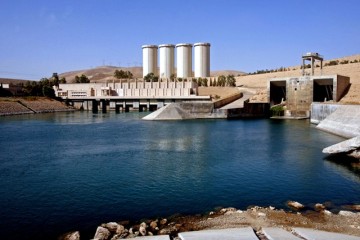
[54,81,210,113]
[268,75,350,118]
[143,102,226,120]
[314,104,360,138]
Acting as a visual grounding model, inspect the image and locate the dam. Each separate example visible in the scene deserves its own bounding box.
[54,80,210,113]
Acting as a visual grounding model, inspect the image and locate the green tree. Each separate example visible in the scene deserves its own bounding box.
[42,85,55,98]
[52,73,59,87]
[126,71,133,79]
[75,74,90,83]
[144,73,158,82]
[217,75,226,87]
[59,77,66,84]
[114,69,133,79]
[226,74,236,87]
[212,78,217,86]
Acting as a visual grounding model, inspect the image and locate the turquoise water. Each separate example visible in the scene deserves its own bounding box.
[0,112,359,239]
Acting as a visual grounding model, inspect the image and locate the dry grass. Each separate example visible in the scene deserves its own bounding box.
[198,87,240,101]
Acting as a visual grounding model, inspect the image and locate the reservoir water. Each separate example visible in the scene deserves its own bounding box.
[0,112,359,239]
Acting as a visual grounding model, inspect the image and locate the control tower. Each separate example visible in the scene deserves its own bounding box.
[302,52,323,76]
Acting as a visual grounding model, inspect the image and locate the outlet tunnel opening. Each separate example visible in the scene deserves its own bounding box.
[313,79,333,102]
[270,81,286,106]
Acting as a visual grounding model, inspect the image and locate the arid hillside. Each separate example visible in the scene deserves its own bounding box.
[59,67,246,83]
[59,66,143,82]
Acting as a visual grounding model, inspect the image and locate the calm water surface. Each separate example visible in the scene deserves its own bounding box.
[0,112,359,239]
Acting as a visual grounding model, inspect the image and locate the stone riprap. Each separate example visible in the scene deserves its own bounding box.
[0,98,74,116]
[59,203,360,240]
[0,101,33,115]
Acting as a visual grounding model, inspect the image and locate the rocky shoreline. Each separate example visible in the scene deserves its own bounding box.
[60,201,360,240]
[0,97,75,116]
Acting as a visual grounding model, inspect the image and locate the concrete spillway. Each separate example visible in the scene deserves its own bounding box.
[142,102,226,120]
[316,105,360,138]
[142,103,193,120]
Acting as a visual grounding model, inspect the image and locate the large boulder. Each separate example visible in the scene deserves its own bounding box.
[287,201,305,210]
[94,226,111,240]
[60,231,80,240]
[323,136,360,159]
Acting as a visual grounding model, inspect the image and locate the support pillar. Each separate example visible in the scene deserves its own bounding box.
[115,104,120,114]
[311,58,315,76]
[101,100,107,113]
[92,100,98,113]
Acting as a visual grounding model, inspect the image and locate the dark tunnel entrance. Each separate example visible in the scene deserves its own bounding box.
[270,80,286,106]
[313,79,333,102]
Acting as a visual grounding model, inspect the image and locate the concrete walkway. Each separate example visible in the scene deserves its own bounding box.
[178,227,258,240]
[175,227,360,240]
[262,227,302,240]
[293,228,360,240]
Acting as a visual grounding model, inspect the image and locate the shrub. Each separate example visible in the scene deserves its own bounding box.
[270,105,284,116]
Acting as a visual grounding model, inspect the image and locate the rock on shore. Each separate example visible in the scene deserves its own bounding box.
[323,136,360,159]
[58,202,360,240]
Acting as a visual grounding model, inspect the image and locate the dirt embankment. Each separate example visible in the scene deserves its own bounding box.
[0,97,74,116]
[198,87,240,101]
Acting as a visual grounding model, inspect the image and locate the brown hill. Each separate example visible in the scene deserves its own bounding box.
[210,70,246,77]
[59,66,143,83]
[59,66,246,83]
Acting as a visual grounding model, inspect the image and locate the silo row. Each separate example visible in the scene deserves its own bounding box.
[142,43,210,78]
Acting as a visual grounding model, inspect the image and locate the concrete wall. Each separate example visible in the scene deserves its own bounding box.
[310,103,341,124]
[286,77,313,116]
[268,75,350,118]
[143,102,226,120]
[213,92,243,109]
[336,75,350,101]
[316,105,360,138]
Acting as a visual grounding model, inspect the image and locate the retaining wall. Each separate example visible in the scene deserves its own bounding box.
[310,103,341,124]
[316,104,360,138]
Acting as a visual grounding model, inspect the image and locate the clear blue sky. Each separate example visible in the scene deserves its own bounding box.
[1,0,359,80]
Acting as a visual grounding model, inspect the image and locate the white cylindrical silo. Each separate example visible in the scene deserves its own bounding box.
[194,42,211,78]
[142,45,158,77]
[159,44,175,79]
[176,43,193,78]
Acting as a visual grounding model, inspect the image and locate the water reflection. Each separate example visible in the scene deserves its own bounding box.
[324,154,360,184]
[1,112,360,240]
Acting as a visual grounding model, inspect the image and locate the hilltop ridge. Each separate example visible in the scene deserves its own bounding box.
[58,67,246,83]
